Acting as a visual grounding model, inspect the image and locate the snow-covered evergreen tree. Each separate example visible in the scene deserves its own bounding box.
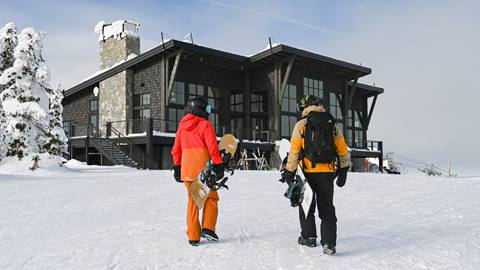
[44,84,67,156]
[0,22,17,76]
[0,22,18,161]
[0,27,50,165]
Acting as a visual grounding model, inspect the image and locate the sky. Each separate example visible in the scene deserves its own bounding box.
[1,0,479,175]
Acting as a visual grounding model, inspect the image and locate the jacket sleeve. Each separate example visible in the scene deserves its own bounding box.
[334,126,350,168]
[286,120,304,172]
[202,121,223,165]
[171,128,182,166]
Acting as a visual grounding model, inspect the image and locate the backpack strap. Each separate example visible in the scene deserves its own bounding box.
[299,114,317,169]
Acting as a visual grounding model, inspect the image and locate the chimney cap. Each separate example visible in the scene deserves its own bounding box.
[95,20,139,42]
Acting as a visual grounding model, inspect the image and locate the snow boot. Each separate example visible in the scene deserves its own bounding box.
[201,229,219,241]
[298,236,317,247]
[189,240,200,247]
[323,244,336,255]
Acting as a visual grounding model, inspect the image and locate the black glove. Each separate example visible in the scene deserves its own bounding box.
[213,163,225,180]
[173,165,182,183]
[336,166,349,187]
[280,170,296,184]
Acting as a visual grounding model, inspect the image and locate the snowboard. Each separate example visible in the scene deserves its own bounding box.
[189,134,238,209]
[278,139,314,214]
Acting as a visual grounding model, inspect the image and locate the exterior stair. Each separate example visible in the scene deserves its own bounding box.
[87,123,158,169]
[90,138,138,167]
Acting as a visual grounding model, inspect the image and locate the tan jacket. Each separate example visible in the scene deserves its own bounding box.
[286,105,349,173]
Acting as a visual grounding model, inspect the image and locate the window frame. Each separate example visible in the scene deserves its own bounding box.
[167,81,186,132]
[281,84,298,138]
[251,92,265,113]
[303,77,324,99]
[230,93,243,113]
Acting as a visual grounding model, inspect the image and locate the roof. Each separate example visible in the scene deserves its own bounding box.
[65,39,248,98]
[65,39,373,98]
[350,82,384,98]
[248,44,371,80]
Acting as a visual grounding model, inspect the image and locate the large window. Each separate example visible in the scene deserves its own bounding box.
[167,107,184,132]
[167,81,186,132]
[281,115,297,137]
[169,81,185,105]
[346,110,353,145]
[230,93,243,113]
[207,87,221,134]
[347,128,353,146]
[89,99,98,134]
[329,92,343,120]
[303,77,323,99]
[230,117,243,136]
[355,129,364,148]
[281,84,297,113]
[281,84,297,137]
[63,121,71,138]
[251,93,264,113]
[354,110,364,148]
[189,83,204,99]
[90,99,98,112]
[347,110,353,128]
[354,110,363,129]
[207,87,219,110]
[252,117,269,141]
[184,83,221,134]
[133,93,151,119]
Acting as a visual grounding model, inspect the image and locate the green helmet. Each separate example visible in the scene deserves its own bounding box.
[297,95,320,112]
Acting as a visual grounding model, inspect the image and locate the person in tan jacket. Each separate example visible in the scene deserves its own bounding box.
[281,95,350,255]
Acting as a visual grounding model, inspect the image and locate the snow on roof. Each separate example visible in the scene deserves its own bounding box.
[247,42,281,57]
[78,53,137,84]
[94,20,139,42]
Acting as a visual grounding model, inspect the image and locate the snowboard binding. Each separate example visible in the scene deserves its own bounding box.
[284,175,306,207]
[200,150,235,191]
[279,153,306,207]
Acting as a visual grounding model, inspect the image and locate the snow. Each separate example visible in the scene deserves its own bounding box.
[247,42,281,57]
[0,153,65,175]
[95,20,139,42]
[79,53,137,84]
[0,165,479,269]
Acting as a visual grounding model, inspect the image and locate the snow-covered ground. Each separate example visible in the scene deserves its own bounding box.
[0,163,479,270]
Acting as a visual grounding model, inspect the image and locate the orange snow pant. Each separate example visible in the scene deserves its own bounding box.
[184,182,219,240]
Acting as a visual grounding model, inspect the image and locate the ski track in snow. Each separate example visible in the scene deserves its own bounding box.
[0,167,479,269]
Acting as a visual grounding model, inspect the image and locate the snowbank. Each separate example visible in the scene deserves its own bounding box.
[0,153,66,175]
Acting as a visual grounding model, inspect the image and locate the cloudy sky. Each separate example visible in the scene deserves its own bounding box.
[2,0,478,174]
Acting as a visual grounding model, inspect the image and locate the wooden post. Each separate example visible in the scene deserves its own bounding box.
[343,79,348,140]
[106,122,112,137]
[243,69,251,140]
[146,117,153,169]
[85,124,90,165]
[366,94,378,129]
[379,141,384,172]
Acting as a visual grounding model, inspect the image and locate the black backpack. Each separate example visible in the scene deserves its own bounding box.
[302,111,338,166]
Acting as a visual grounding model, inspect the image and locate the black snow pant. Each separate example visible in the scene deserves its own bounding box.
[299,172,337,246]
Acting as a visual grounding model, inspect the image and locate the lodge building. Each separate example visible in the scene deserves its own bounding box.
[62,21,384,170]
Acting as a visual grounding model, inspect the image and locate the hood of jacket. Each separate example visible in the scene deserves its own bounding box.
[301,105,326,118]
[179,113,205,131]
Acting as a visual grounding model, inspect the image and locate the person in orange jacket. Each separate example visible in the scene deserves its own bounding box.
[171,97,225,247]
[281,95,350,255]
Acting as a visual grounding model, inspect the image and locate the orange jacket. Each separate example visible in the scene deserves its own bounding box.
[286,105,349,173]
[171,113,223,181]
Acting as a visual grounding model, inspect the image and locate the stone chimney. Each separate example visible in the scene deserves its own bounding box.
[95,20,140,70]
[94,20,140,134]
